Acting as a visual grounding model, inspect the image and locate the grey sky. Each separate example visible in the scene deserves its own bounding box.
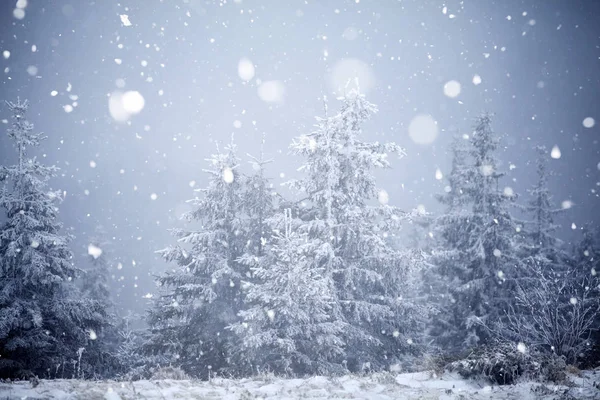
[1,0,599,313]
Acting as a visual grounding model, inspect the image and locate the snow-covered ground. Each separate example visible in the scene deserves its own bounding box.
[1,370,599,400]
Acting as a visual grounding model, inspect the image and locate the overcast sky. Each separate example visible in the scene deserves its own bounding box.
[1,0,599,314]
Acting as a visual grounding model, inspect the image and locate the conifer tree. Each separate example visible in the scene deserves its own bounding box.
[519,146,567,267]
[427,135,474,348]
[0,99,105,378]
[79,224,124,378]
[287,90,425,371]
[83,225,114,311]
[431,115,522,350]
[146,141,247,378]
[231,209,347,376]
[243,135,274,258]
[460,114,523,347]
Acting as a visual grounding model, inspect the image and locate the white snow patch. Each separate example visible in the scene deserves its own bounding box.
[0,371,598,399]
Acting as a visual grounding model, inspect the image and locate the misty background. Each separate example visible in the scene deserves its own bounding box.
[1,0,599,315]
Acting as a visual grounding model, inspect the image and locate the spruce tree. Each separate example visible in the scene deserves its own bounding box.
[496,217,599,364]
[287,91,425,371]
[427,135,474,348]
[431,115,522,350]
[80,224,123,378]
[82,225,114,311]
[460,114,522,347]
[243,135,274,258]
[0,99,105,378]
[146,141,247,378]
[231,209,347,376]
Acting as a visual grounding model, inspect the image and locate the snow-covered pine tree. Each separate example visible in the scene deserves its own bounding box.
[458,114,523,347]
[287,90,425,371]
[83,225,114,311]
[146,140,247,378]
[516,146,570,281]
[243,135,274,258]
[570,225,600,364]
[427,135,475,349]
[432,115,522,351]
[79,224,124,378]
[0,99,106,379]
[231,209,347,376]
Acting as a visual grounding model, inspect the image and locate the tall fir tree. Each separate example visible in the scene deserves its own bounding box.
[0,99,105,378]
[491,146,591,362]
[287,90,426,371]
[146,141,247,378]
[82,224,114,311]
[461,114,523,347]
[431,115,522,351]
[517,146,570,280]
[427,135,474,348]
[80,224,123,378]
[231,209,347,376]
[243,135,274,258]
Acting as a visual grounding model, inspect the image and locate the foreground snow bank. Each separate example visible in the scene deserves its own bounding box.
[0,370,598,399]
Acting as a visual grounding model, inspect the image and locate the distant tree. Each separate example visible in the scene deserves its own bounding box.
[489,147,598,364]
[427,135,474,348]
[78,224,124,378]
[430,115,523,351]
[569,225,600,365]
[242,135,274,258]
[0,99,106,378]
[146,141,247,378]
[517,146,570,278]
[286,91,427,371]
[230,209,347,376]
[82,224,114,311]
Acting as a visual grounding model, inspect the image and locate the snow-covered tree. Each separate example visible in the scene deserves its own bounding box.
[571,226,600,307]
[488,149,598,364]
[570,226,600,363]
[431,115,523,351]
[0,99,106,378]
[287,91,425,371]
[231,209,347,376]
[427,135,474,348]
[82,225,114,311]
[243,135,274,258]
[517,146,569,276]
[146,141,247,378]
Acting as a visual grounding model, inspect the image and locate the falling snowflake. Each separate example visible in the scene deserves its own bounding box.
[120,14,132,26]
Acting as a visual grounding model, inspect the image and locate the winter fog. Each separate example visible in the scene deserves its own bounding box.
[0,0,599,398]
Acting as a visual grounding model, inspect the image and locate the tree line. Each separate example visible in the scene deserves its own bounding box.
[0,94,598,381]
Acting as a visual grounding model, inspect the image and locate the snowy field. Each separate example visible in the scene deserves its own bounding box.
[1,371,599,400]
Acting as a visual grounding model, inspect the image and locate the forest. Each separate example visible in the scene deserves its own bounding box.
[1,92,598,387]
[1,1,600,398]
